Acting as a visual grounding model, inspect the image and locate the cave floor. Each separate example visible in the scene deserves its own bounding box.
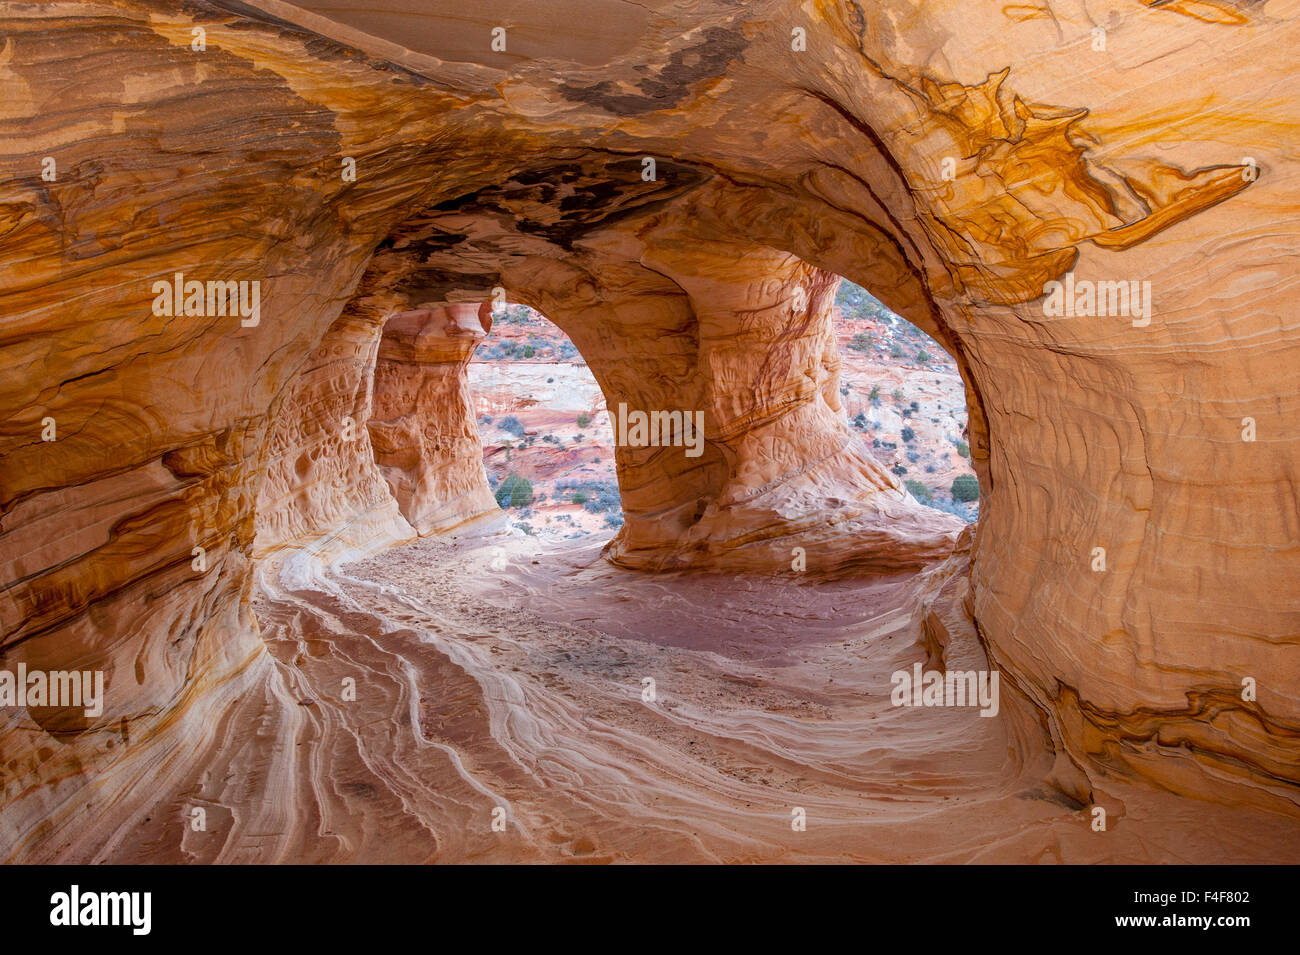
[93,531,1300,864]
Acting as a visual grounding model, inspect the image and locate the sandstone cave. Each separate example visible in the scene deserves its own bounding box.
[0,0,1297,867]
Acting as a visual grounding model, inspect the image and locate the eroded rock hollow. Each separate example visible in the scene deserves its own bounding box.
[1,0,1297,862]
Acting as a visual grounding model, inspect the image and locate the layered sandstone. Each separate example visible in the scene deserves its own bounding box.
[1,0,1297,860]
[253,303,414,561]
[367,303,499,535]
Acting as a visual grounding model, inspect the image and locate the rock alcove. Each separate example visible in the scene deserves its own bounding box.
[1,0,1296,862]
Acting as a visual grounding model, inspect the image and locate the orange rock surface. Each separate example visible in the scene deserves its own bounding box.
[368,303,499,535]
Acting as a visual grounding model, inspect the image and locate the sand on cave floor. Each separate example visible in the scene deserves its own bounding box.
[99,527,1293,865]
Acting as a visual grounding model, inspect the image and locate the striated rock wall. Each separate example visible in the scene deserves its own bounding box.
[253,303,414,561]
[615,231,962,573]
[367,303,499,535]
[0,1,493,846]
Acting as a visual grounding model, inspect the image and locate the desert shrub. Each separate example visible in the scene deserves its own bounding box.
[834,280,892,322]
[904,479,933,504]
[488,338,544,360]
[494,473,533,509]
[558,479,621,514]
[495,304,532,326]
[951,474,980,502]
[901,426,915,443]
[927,498,975,523]
[499,415,525,438]
[892,464,907,476]
[576,412,592,428]
[869,385,881,404]
[916,349,931,363]
[954,439,970,458]
[848,332,875,353]
[889,342,905,358]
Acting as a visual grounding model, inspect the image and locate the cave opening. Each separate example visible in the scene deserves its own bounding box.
[470,301,624,540]
[831,278,979,523]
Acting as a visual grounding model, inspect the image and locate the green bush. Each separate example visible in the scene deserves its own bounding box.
[558,480,622,514]
[494,473,534,509]
[496,304,533,326]
[576,412,592,428]
[954,438,970,458]
[901,426,915,443]
[834,280,891,322]
[951,474,980,503]
[904,479,933,504]
[916,349,931,363]
[848,332,875,353]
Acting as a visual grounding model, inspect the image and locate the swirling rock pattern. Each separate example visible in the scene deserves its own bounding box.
[0,0,1297,860]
